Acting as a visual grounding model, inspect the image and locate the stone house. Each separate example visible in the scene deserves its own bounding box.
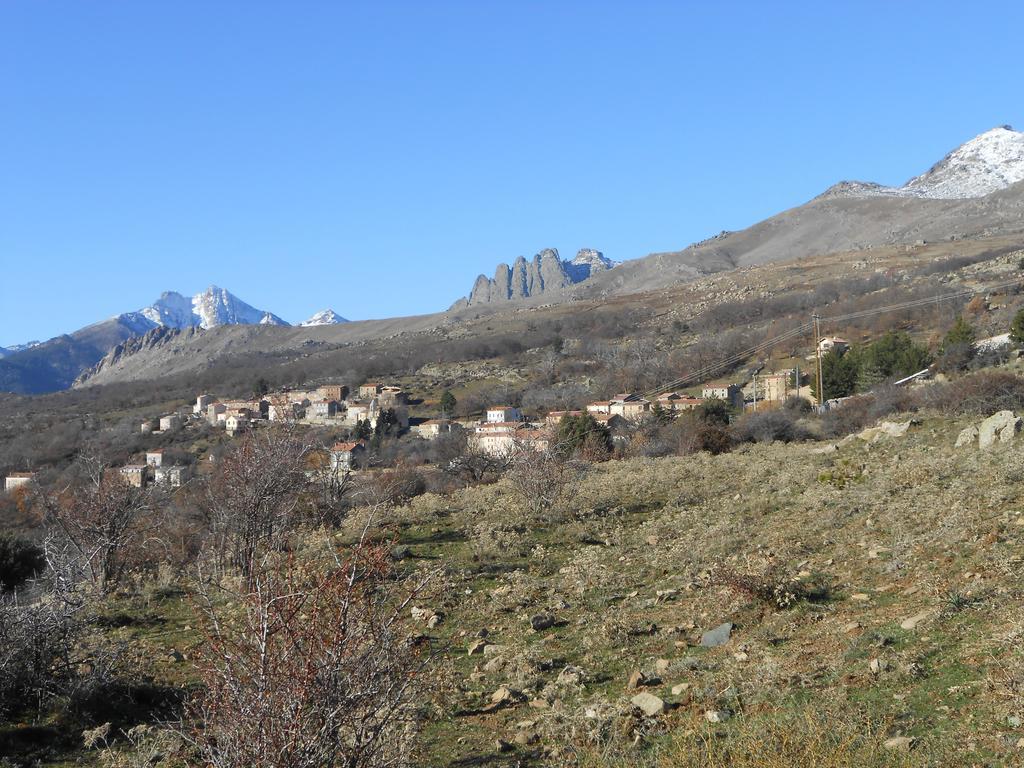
[486,406,522,424]
[344,401,373,425]
[145,450,163,468]
[329,441,366,472]
[309,400,340,419]
[4,472,35,492]
[119,465,147,488]
[757,371,795,403]
[818,336,850,355]
[586,401,612,415]
[545,410,583,427]
[194,394,215,415]
[413,419,459,439]
[591,413,627,431]
[318,384,348,402]
[702,384,743,408]
[358,383,383,399]
[140,420,156,434]
[379,386,408,406]
[159,414,182,432]
[656,392,703,412]
[609,397,651,420]
[207,403,227,425]
[154,465,189,488]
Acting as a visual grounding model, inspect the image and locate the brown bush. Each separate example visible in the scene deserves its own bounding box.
[188,544,438,768]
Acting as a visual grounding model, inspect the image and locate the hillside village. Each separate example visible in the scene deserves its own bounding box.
[1,335,891,494]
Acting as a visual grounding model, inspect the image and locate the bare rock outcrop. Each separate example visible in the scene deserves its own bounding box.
[455,248,614,308]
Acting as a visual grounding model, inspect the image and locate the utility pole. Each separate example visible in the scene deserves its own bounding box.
[813,314,825,409]
[752,373,757,412]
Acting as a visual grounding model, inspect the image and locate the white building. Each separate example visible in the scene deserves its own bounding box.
[485,406,522,424]
[4,472,35,492]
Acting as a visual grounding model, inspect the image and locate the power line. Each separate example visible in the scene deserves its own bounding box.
[644,274,1024,399]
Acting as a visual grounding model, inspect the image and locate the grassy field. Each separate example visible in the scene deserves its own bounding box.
[13,405,1022,766]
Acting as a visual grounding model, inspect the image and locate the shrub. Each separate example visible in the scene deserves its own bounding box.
[713,565,828,610]
[692,424,733,455]
[732,409,811,444]
[0,532,46,592]
[0,588,80,716]
[187,547,437,768]
[926,371,1024,416]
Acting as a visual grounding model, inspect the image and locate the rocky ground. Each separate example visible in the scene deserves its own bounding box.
[46,404,1024,767]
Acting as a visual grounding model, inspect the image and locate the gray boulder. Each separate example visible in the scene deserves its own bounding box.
[701,622,733,648]
[631,692,666,717]
[978,410,1021,449]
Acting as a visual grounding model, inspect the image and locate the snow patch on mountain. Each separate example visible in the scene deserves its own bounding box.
[121,286,290,332]
[300,309,349,327]
[825,126,1024,201]
[0,340,41,359]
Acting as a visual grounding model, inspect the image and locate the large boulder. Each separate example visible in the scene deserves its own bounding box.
[978,410,1021,449]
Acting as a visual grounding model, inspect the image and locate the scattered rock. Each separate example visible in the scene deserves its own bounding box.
[900,611,931,631]
[850,593,871,602]
[883,736,916,752]
[490,685,521,707]
[704,710,731,723]
[411,606,442,628]
[671,683,691,695]
[654,658,671,675]
[955,425,979,448]
[483,644,506,656]
[701,622,733,648]
[842,621,862,633]
[168,649,185,662]
[631,692,666,717]
[495,738,515,753]
[869,658,888,674]
[468,639,488,656]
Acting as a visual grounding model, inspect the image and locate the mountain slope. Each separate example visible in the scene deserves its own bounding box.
[0,286,289,394]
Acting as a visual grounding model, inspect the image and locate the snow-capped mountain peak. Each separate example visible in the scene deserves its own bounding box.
[825,125,1024,201]
[126,286,289,332]
[300,309,349,327]
[903,125,1024,199]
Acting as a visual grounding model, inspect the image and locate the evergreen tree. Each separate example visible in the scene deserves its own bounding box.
[439,390,457,417]
[941,315,976,352]
[1011,308,1024,344]
[353,420,372,440]
[555,413,612,457]
[696,397,731,427]
[812,349,859,401]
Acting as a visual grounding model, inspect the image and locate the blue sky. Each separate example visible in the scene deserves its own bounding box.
[1,2,1022,346]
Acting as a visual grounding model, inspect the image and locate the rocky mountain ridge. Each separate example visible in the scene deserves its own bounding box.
[451,248,614,308]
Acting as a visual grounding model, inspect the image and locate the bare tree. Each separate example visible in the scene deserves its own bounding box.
[186,534,439,768]
[198,426,313,583]
[39,456,157,593]
[505,443,587,518]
